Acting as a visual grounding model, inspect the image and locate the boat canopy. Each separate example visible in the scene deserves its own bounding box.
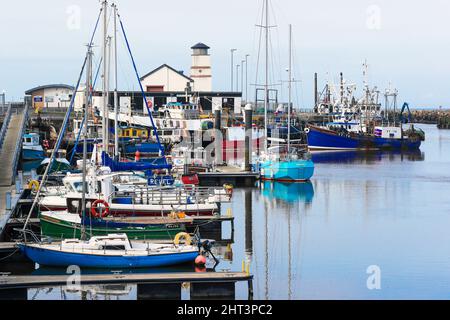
[102,152,172,172]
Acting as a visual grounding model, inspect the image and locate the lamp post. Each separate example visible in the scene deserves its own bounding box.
[236,64,240,92]
[230,49,237,91]
[245,54,250,103]
[241,59,245,95]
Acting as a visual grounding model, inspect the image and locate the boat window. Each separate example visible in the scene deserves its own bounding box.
[73,182,88,192]
[101,245,126,251]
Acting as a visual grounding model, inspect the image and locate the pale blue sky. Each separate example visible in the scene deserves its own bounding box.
[0,0,449,108]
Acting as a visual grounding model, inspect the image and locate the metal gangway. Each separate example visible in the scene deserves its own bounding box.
[0,103,29,233]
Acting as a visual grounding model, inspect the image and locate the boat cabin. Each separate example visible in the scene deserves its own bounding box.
[23,133,41,147]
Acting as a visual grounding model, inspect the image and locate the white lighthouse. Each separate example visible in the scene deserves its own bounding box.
[190,43,212,92]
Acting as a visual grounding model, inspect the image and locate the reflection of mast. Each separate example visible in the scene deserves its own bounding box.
[288,202,292,300]
[244,189,253,257]
[264,193,269,300]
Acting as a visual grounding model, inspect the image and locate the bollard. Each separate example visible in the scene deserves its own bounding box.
[244,104,253,172]
[6,192,11,210]
[31,169,37,181]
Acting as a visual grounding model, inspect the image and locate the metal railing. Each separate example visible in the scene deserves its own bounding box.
[0,104,12,149]
[114,185,231,206]
[10,103,29,185]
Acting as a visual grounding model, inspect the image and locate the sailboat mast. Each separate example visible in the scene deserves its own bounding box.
[264,0,269,152]
[102,0,108,153]
[82,45,93,235]
[113,3,119,159]
[288,24,292,154]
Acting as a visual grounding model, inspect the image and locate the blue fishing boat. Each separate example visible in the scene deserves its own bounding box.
[307,125,423,150]
[18,234,199,268]
[22,133,45,160]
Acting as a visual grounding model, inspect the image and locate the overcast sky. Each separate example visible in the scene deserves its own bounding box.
[1,0,449,108]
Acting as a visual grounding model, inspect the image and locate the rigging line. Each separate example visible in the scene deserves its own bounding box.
[69,57,104,163]
[254,0,265,94]
[117,13,167,162]
[22,7,103,234]
[22,55,89,234]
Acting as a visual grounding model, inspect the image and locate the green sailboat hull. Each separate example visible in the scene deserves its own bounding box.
[40,215,186,241]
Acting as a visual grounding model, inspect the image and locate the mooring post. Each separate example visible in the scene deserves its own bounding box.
[248,279,254,300]
[5,192,11,211]
[244,104,253,172]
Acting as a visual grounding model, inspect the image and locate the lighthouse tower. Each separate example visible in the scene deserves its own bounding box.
[190,43,212,92]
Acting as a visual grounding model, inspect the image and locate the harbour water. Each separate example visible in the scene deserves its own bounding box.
[3,124,450,300]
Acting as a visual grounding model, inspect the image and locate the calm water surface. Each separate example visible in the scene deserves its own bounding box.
[7,124,450,300]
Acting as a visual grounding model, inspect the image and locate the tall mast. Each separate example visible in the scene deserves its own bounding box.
[287,24,292,154]
[102,0,108,153]
[113,3,119,159]
[264,0,269,152]
[82,45,93,238]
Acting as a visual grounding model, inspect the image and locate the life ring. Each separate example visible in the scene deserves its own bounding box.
[305,128,311,134]
[27,180,40,191]
[91,200,110,218]
[174,232,192,246]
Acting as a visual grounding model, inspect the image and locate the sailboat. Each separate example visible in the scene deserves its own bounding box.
[18,2,200,269]
[258,16,314,182]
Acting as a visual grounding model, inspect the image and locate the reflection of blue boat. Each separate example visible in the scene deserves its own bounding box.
[261,181,314,203]
[307,125,422,150]
[312,149,424,164]
[22,133,45,160]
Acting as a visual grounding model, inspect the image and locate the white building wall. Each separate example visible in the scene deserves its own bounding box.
[140,66,191,92]
[191,55,212,92]
[39,88,72,108]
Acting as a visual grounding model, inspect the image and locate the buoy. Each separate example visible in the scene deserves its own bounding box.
[91,199,110,218]
[195,255,207,266]
[135,150,141,162]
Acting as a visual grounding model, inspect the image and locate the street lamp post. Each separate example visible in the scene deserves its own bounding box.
[230,49,237,91]
[245,54,250,103]
[236,64,240,92]
[241,60,245,95]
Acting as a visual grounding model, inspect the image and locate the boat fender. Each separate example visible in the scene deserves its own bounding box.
[174,232,192,246]
[305,128,310,134]
[91,200,110,218]
[223,184,234,195]
[27,180,40,191]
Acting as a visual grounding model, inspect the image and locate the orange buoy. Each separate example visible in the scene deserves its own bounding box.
[135,150,141,162]
[195,255,207,266]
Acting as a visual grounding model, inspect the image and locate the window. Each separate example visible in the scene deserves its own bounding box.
[101,245,126,251]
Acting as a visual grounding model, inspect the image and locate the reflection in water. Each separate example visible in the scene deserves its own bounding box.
[261,181,315,204]
[312,149,424,164]
[10,125,450,300]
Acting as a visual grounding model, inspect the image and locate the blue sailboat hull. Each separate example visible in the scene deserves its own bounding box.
[307,127,421,150]
[19,244,198,269]
[260,159,315,182]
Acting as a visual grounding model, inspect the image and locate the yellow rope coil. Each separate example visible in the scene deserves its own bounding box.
[174,232,192,246]
[27,180,40,191]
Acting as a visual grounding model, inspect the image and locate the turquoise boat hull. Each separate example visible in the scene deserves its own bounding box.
[18,244,198,269]
[260,159,315,182]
